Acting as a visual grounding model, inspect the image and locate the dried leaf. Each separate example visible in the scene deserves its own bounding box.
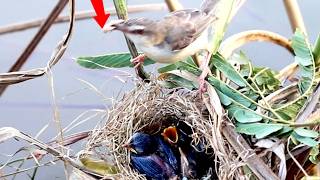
[255,139,286,180]
[0,127,21,143]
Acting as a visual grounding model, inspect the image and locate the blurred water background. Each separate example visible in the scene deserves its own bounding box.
[0,0,319,179]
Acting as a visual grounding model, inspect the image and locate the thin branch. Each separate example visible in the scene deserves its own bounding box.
[164,0,183,11]
[0,0,69,96]
[0,4,166,35]
[283,0,307,34]
[0,0,74,89]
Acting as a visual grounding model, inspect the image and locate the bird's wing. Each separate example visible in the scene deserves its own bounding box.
[161,9,216,51]
[131,155,166,178]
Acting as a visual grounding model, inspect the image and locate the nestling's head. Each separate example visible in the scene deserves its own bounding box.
[122,132,157,155]
[103,18,161,47]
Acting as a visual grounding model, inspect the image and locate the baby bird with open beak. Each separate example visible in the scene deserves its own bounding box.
[104,0,220,92]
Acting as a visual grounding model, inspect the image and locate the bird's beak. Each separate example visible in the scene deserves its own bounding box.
[161,126,178,144]
[122,143,138,154]
[103,19,125,32]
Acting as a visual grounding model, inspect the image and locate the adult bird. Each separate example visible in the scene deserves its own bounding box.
[124,132,178,179]
[104,0,220,92]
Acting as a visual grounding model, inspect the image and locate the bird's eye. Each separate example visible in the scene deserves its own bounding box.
[131,29,144,35]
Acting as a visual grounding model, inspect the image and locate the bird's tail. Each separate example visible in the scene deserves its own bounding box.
[200,0,219,15]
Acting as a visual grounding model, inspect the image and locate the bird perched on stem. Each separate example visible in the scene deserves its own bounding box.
[104,0,220,92]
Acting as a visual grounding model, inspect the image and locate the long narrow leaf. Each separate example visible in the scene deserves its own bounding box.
[77,53,155,69]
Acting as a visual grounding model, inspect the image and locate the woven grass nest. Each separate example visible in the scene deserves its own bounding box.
[85,81,240,180]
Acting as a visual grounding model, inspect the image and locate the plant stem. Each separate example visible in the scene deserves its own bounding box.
[283,0,307,34]
[164,0,183,11]
[313,34,320,66]
[0,0,69,96]
[113,0,149,80]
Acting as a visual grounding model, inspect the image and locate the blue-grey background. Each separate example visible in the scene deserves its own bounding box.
[0,0,319,179]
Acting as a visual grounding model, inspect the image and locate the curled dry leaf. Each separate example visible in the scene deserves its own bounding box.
[0,127,21,143]
[255,139,286,180]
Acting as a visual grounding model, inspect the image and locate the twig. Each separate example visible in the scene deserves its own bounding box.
[0,4,166,35]
[221,120,280,180]
[286,137,309,178]
[164,0,183,11]
[0,0,74,88]
[9,130,107,179]
[113,0,149,81]
[0,0,69,96]
[1,159,60,178]
[282,0,307,34]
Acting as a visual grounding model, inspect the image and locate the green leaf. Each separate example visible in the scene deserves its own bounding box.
[276,30,315,118]
[212,54,247,87]
[236,123,283,139]
[272,126,293,137]
[210,0,235,53]
[207,76,252,107]
[228,106,262,123]
[292,132,318,147]
[254,68,280,89]
[77,52,155,69]
[294,128,319,138]
[292,30,313,67]
[158,73,197,90]
[291,29,315,94]
[158,57,195,73]
[158,64,178,73]
[228,51,250,65]
[216,89,232,106]
[309,145,319,164]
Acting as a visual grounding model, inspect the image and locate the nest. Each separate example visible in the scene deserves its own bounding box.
[85,81,245,179]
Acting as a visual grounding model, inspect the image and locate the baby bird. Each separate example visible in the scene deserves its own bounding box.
[123,132,157,155]
[124,132,177,180]
[131,154,174,180]
[156,136,180,174]
[162,123,214,179]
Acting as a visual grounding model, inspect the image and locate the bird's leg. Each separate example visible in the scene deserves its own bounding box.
[198,52,212,94]
[131,54,146,68]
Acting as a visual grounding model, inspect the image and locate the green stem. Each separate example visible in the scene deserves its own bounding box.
[313,34,320,66]
[113,0,149,80]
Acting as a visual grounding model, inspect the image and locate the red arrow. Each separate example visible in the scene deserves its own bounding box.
[90,0,110,28]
